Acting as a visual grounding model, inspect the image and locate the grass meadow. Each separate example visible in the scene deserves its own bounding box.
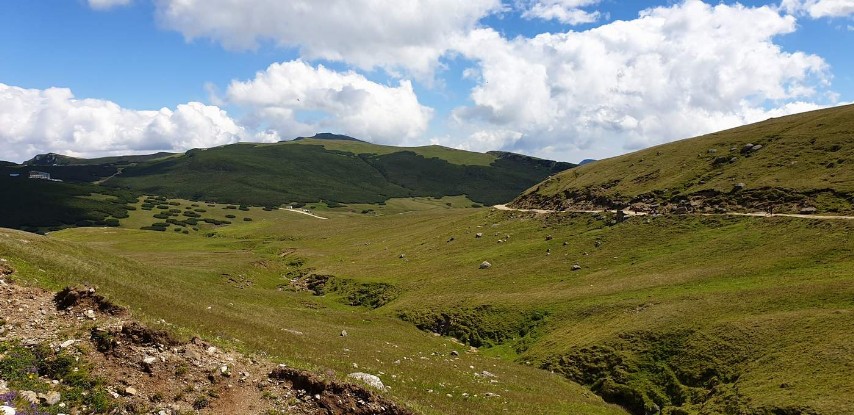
[1,195,851,414]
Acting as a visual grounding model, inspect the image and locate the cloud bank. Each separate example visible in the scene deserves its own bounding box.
[780,0,854,18]
[4,0,846,162]
[154,0,501,78]
[227,61,433,144]
[0,83,249,162]
[448,1,830,158]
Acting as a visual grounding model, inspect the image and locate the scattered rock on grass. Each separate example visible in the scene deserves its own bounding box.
[571,264,582,271]
[348,373,385,390]
[42,391,61,405]
[479,261,492,269]
[20,391,38,405]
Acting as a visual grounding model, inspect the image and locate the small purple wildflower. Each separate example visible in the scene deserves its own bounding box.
[0,391,17,405]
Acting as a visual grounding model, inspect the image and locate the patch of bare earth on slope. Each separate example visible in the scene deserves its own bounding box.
[0,271,412,414]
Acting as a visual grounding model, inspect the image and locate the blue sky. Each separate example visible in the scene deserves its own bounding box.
[1,0,852,163]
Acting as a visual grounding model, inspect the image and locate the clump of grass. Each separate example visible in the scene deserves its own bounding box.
[0,341,116,413]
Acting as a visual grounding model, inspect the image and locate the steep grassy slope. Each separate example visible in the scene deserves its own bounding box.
[106,140,574,206]
[18,198,853,414]
[514,104,854,214]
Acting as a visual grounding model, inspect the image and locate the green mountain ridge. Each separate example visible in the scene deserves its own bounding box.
[103,140,575,206]
[24,151,178,166]
[0,138,573,231]
[513,104,854,214]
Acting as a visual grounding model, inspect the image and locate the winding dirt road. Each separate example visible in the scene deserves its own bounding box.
[492,204,854,221]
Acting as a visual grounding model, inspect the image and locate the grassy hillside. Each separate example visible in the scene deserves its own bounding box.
[0,176,138,232]
[0,220,625,415]
[289,137,498,166]
[105,140,574,206]
[6,196,850,414]
[513,104,854,214]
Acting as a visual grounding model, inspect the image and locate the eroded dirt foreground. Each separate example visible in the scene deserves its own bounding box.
[0,267,411,415]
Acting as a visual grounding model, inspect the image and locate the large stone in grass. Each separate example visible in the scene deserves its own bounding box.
[20,391,38,405]
[479,261,492,269]
[43,391,61,405]
[348,372,385,390]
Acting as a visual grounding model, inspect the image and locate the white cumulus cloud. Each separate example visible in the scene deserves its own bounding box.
[226,60,433,145]
[0,83,249,163]
[521,0,602,25]
[449,0,832,160]
[154,0,501,78]
[780,0,854,18]
[88,0,132,10]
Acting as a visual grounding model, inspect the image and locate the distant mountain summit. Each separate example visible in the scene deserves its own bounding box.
[292,133,364,142]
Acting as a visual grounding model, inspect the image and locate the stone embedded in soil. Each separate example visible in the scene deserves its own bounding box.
[42,391,61,405]
[20,391,38,404]
[479,261,492,269]
[347,372,385,390]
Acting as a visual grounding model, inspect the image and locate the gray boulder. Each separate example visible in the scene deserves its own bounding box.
[348,372,385,390]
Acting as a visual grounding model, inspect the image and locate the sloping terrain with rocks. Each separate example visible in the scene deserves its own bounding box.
[513,104,853,215]
[0,264,411,415]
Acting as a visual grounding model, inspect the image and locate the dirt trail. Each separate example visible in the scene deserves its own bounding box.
[0,274,410,414]
[93,167,124,185]
[280,208,329,220]
[492,204,854,220]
